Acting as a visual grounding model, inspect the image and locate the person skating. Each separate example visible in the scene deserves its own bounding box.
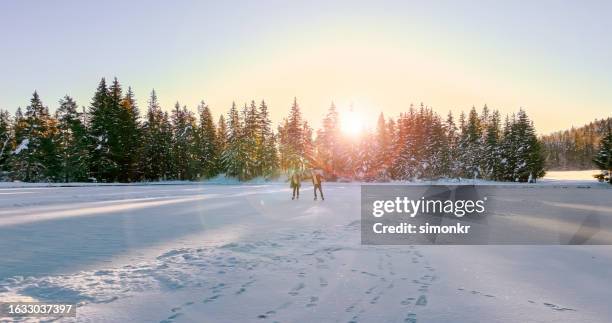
[311,169,324,200]
[290,171,301,200]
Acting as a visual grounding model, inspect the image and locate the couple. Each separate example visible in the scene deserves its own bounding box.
[290,169,324,201]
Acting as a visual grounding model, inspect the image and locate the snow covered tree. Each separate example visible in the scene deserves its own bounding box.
[117,87,141,181]
[197,101,219,179]
[256,100,278,177]
[88,78,118,182]
[11,92,60,182]
[444,111,460,178]
[593,125,612,183]
[482,110,502,180]
[303,120,314,168]
[216,115,228,154]
[277,118,290,172]
[355,130,377,181]
[457,107,484,179]
[373,112,392,180]
[315,103,343,179]
[56,95,90,182]
[222,102,247,179]
[0,110,12,175]
[140,90,173,181]
[499,110,545,182]
[393,106,421,180]
[170,102,198,180]
[281,98,306,172]
[240,101,259,179]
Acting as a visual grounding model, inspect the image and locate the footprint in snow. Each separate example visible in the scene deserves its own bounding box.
[288,282,305,296]
[404,312,417,323]
[202,294,221,303]
[257,310,276,319]
[306,296,319,307]
[319,277,329,287]
[401,297,415,305]
[544,302,576,312]
[416,295,427,306]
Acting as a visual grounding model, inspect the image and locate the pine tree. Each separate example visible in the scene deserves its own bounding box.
[277,118,290,172]
[56,95,89,182]
[500,110,545,182]
[303,120,314,168]
[11,92,60,181]
[483,110,502,180]
[222,102,246,179]
[445,111,460,178]
[240,101,259,179]
[374,112,392,180]
[88,78,117,182]
[593,124,612,184]
[117,86,141,181]
[393,106,420,180]
[355,130,377,181]
[284,98,305,171]
[257,100,278,177]
[458,107,484,178]
[171,102,198,180]
[197,101,219,179]
[315,103,343,179]
[0,110,12,175]
[216,115,228,166]
[140,90,173,180]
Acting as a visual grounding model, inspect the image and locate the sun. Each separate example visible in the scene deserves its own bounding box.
[340,109,366,136]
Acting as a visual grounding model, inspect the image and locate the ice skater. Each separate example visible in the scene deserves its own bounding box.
[290,171,301,200]
[311,169,324,200]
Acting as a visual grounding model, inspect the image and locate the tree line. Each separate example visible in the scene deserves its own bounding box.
[0,77,552,183]
[292,103,546,182]
[540,117,612,170]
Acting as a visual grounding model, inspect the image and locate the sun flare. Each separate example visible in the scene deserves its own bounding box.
[340,109,366,136]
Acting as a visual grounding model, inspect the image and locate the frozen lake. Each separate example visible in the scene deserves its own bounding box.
[0,183,610,322]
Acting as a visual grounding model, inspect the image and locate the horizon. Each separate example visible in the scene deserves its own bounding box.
[1,0,612,134]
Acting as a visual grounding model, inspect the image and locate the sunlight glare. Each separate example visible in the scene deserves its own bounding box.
[341,109,366,136]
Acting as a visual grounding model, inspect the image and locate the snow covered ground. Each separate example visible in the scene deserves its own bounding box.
[0,180,611,322]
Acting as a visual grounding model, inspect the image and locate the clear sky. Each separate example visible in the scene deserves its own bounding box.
[1,0,611,134]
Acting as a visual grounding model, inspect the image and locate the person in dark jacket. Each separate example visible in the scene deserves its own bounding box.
[290,171,301,200]
[311,169,324,200]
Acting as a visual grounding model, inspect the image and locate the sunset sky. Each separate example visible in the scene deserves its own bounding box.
[1,0,611,134]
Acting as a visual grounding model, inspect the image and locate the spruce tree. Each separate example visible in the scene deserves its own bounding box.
[171,102,198,180]
[374,112,391,180]
[257,100,278,177]
[458,107,484,178]
[500,110,545,182]
[197,101,219,179]
[315,103,342,179]
[56,96,89,182]
[117,86,141,181]
[241,101,259,179]
[445,111,460,178]
[12,92,60,182]
[285,97,305,171]
[88,78,117,182]
[140,90,173,181]
[483,110,502,180]
[593,125,612,183]
[216,115,228,168]
[222,102,246,179]
[0,110,12,175]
